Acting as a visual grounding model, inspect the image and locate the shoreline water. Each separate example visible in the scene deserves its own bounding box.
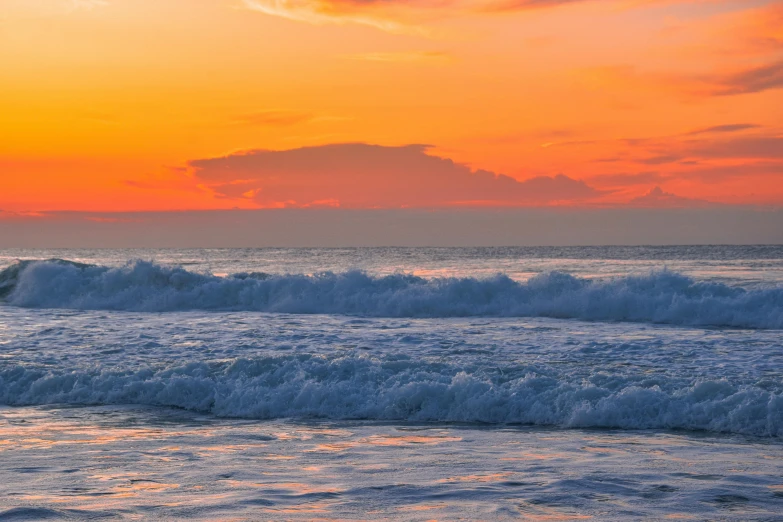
[2,404,782,520]
[1,247,781,519]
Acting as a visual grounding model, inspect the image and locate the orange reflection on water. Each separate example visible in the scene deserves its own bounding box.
[195,443,268,455]
[89,471,143,482]
[273,431,297,441]
[398,503,447,512]
[502,451,569,461]
[0,422,203,450]
[263,482,343,495]
[12,495,69,504]
[307,442,357,453]
[110,480,180,496]
[438,472,513,484]
[221,480,343,496]
[365,434,462,447]
[300,427,354,437]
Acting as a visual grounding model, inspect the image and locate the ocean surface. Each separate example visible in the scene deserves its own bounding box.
[0,246,782,520]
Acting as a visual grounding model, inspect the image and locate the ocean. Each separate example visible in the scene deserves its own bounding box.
[0,246,782,520]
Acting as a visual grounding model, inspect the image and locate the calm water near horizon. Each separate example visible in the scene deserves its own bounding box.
[1,246,782,520]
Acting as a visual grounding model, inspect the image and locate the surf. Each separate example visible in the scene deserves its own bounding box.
[2,259,782,328]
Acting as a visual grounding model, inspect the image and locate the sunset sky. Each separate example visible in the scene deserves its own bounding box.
[1,0,782,213]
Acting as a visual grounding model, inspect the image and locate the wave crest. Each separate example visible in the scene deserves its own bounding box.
[1,355,781,437]
[2,259,782,328]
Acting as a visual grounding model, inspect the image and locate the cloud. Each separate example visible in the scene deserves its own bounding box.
[629,186,714,208]
[705,59,783,96]
[685,124,762,136]
[683,136,783,160]
[590,163,783,193]
[240,0,681,33]
[241,0,433,33]
[705,1,783,56]
[588,171,665,188]
[670,162,783,184]
[188,143,603,208]
[6,207,783,248]
[0,210,49,221]
[571,37,783,101]
[635,154,686,165]
[478,0,588,13]
[591,132,783,167]
[652,3,783,98]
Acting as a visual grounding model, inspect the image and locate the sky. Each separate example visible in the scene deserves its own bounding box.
[1,0,782,244]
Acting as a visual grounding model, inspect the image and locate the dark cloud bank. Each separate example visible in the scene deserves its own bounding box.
[190,143,601,207]
[3,142,781,247]
[2,208,781,247]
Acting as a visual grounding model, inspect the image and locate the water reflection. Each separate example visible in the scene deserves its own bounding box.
[1,406,782,520]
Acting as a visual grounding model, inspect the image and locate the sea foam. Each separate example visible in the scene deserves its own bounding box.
[1,355,781,437]
[2,259,782,328]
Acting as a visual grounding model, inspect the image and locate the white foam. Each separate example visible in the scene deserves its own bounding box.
[1,355,780,436]
[3,260,783,328]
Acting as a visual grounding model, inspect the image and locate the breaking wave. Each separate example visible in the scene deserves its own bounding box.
[1,355,781,437]
[2,259,783,328]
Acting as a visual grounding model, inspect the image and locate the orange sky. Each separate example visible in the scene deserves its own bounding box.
[1,0,782,212]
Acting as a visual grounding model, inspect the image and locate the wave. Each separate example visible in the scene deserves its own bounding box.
[1,259,783,328]
[1,355,781,437]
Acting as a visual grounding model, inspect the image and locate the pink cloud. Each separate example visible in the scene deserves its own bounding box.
[629,186,715,208]
[704,59,783,96]
[189,143,603,208]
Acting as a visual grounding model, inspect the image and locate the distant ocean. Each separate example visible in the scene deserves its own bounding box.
[1,246,782,520]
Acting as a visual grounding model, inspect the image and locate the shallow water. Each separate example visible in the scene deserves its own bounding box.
[0,246,782,519]
[2,406,782,521]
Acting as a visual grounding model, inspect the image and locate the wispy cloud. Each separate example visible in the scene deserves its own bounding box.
[698,1,783,57]
[685,124,762,136]
[703,59,783,96]
[0,210,49,221]
[240,0,689,33]
[241,0,432,34]
[588,171,665,188]
[477,0,589,14]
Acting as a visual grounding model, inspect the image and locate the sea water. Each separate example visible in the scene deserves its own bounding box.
[0,246,782,520]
